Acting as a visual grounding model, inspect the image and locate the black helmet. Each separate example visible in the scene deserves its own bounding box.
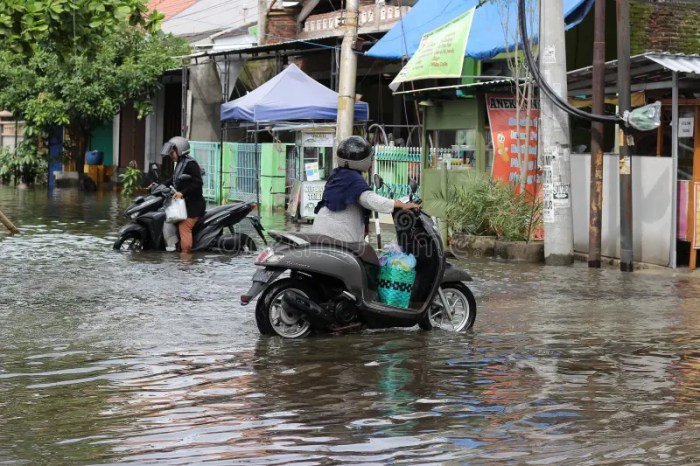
[336,136,373,172]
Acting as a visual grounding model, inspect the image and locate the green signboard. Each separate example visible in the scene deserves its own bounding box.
[390,8,475,91]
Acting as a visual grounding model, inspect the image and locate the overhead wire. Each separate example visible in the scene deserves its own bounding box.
[517,0,622,124]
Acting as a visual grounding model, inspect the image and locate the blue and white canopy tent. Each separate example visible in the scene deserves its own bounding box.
[220,63,369,123]
[220,64,370,210]
[366,0,594,62]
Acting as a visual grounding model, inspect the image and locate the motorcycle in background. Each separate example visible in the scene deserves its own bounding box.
[113,167,266,253]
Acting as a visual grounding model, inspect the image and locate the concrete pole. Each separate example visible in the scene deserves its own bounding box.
[335,0,359,152]
[258,0,268,45]
[588,0,605,268]
[539,0,574,265]
[617,0,634,272]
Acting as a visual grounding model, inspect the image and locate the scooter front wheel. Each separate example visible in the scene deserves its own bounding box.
[113,232,143,251]
[420,283,476,332]
[256,278,317,338]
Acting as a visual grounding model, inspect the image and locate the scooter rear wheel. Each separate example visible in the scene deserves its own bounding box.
[419,283,476,332]
[113,232,143,251]
[256,278,317,338]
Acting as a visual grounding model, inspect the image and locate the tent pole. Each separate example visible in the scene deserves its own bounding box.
[219,122,224,205]
[255,123,261,211]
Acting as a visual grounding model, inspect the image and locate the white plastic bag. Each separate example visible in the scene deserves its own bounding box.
[165,198,187,223]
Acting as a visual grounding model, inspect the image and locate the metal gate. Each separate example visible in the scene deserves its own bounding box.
[189,141,220,202]
[224,142,259,203]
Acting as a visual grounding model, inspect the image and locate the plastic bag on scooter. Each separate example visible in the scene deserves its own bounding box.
[377,242,416,308]
[165,198,187,223]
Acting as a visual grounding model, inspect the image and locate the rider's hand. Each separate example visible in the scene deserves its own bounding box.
[394,200,420,210]
[173,191,184,199]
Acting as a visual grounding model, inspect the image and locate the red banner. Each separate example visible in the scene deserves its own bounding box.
[486,94,540,194]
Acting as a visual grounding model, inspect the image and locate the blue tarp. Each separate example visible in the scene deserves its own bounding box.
[221,64,369,122]
[366,0,594,60]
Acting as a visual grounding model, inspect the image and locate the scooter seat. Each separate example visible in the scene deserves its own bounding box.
[290,233,380,266]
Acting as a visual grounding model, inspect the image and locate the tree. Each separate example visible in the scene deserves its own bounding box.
[0,0,187,178]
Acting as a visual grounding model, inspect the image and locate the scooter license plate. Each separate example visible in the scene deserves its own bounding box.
[252,268,276,283]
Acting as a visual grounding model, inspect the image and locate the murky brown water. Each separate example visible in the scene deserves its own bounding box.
[2,186,700,465]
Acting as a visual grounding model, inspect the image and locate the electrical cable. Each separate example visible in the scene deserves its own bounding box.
[518,0,622,125]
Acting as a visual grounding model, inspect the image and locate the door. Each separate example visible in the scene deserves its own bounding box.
[119,102,146,169]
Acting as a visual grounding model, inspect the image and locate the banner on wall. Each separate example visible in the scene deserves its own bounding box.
[486,94,540,194]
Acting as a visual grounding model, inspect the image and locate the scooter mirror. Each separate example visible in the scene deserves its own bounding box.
[373,174,384,189]
[178,173,192,182]
[408,177,418,194]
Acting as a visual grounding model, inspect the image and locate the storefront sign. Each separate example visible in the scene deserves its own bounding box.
[486,93,541,194]
[679,117,695,138]
[390,8,475,91]
[300,181,326,219]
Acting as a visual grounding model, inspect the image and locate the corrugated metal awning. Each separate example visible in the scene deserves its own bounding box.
[646,54,700,74]
[568,52,700,97]
[392,78,516,96]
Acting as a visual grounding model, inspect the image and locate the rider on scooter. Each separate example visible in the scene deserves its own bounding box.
[311,136,419,243]
[159,136,206,253]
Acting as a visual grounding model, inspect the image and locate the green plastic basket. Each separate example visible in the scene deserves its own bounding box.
[377,266,416,309]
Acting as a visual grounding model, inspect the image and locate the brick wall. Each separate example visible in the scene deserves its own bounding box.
[267,10,298,43]
[630,0,700,54]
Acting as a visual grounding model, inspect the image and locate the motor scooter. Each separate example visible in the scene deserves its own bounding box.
[114,168,266,252]
[241,177,476,338]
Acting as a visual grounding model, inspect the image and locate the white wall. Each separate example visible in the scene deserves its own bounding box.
[162,0,259,37]
[571,155,674,267]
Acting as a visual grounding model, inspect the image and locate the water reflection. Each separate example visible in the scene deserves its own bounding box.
[1,186,700,464]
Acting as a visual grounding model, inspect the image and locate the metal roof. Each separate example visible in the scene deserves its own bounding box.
[181,37,339,60]
[392,78,516,96]
[568,52,700,96]
[645,54,700,74]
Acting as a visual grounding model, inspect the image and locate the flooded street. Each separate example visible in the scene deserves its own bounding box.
[2,185,700,465]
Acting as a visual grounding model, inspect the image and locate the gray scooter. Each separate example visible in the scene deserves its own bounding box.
[241,178,476,338]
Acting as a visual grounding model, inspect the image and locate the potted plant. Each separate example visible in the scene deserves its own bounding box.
[442,171,543,262]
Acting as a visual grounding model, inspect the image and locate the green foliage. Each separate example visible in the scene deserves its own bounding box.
[119,166,143,197]
[443,171,541,242]
[0,139,48,185]
[0,0,163,59]
[0,0,188,170]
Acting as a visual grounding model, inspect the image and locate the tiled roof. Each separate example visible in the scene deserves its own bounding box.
[148,0,199,21]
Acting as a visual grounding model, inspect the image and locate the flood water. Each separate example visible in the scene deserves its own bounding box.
[2,185,700,465]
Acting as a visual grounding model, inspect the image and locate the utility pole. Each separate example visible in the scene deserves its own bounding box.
[258,0,268,45]
[335,0,359,149]
[617,0,633,272]
[539,0,574,265]
[588,0,605,268]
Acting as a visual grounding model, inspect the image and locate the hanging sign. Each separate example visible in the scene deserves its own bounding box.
[389,8,475,91]
[486,93,541,194]
[679,118,695,138]
[300,181,326,219]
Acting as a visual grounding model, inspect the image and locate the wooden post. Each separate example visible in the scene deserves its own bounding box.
[0,208,19,234]
[690,107,700,270]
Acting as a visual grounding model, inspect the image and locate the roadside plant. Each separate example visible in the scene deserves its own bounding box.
[0,139,48,186]
[444,171,541,242]
[119,166,143,197]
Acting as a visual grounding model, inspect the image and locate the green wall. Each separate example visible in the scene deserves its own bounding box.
[90,122,113,166]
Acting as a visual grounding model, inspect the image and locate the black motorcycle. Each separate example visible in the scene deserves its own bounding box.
[113,175,266,253]
[241,179,476,338]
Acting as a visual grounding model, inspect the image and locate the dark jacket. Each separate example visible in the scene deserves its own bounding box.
[169,156,206,218]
